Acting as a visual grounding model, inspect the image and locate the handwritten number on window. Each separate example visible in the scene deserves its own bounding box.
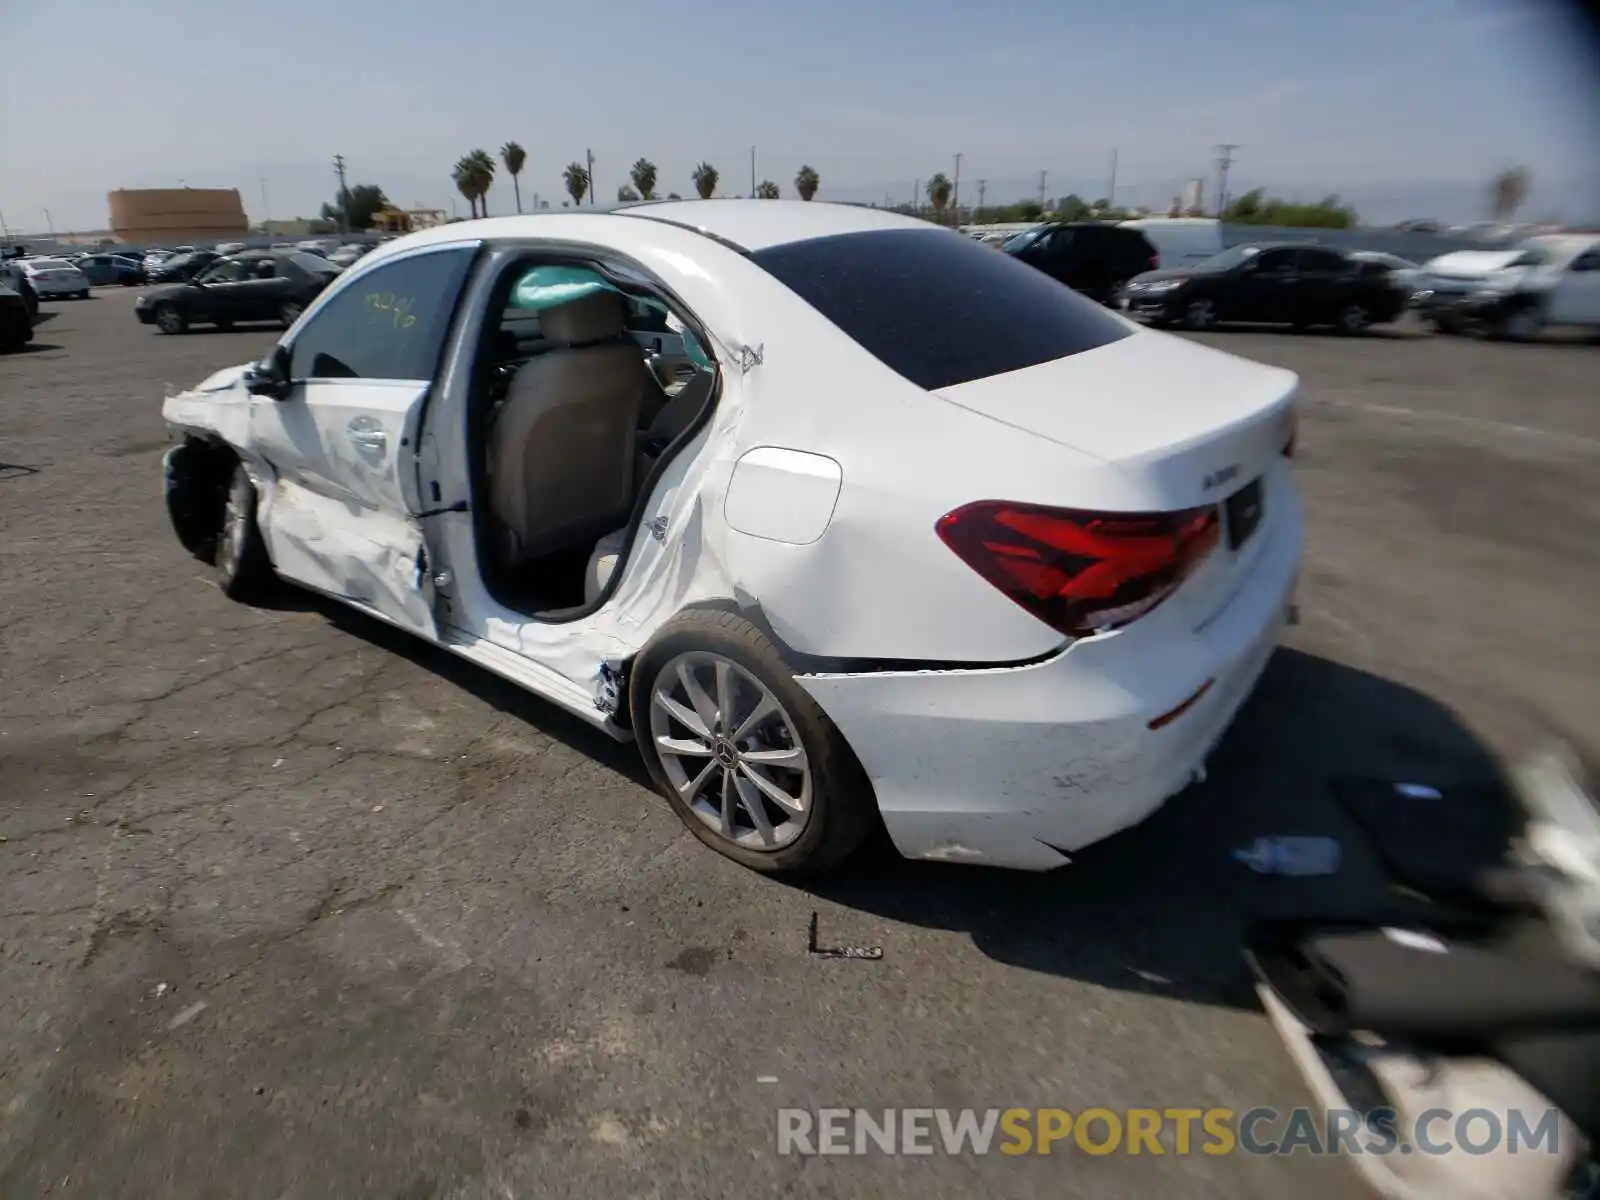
[365,291,418,330]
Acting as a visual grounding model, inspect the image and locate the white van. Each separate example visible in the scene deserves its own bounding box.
[1117,217,1225,269]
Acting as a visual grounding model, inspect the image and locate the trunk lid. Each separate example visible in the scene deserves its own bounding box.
[933,330,1297,630]
[933,328,1296,512]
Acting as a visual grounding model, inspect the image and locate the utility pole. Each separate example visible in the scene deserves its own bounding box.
[332,154,349,232]
[750,146,757,196]
[952,152,962,224]
[0,200,10,240]
[42,208,54,237]
[1038,170,1047,208]
[1107,147,1118,210]
[586,148,595,205]
[259,177,270,234]
[913,180,920,214]
[977,179,986,215]
[1214,144,1238,218]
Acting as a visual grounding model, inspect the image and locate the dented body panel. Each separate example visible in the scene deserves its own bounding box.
[160,201,1304,870]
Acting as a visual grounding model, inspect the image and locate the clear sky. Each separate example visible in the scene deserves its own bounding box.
[2,0,1597,233]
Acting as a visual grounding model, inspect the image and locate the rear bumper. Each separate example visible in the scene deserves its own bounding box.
[800,475,1304,871]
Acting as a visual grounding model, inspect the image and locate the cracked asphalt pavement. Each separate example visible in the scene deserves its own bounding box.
[1,291,1596,1198]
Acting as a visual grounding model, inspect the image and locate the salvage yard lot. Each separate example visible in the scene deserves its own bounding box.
[2,290,1596,1198]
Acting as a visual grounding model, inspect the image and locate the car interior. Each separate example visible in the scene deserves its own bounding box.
[468,261,719,619]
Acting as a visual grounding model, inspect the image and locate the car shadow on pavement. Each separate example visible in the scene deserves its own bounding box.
[308,592,653,786]
[789,646,1511,1011]
[279,585,1511,1012]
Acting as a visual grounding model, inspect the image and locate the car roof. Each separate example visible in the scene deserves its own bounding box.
[366,199,936,263]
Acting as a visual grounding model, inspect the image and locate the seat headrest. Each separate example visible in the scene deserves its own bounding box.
[541,291,625,345]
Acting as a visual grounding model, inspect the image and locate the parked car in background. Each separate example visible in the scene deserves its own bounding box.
[147,250,221,284]
[1423,234,1600,340]
[294,239,334,257]
[75,253,147,286]
[1003,222,1160,304]
[214,241,249,255]
[327,242,376,268]
[136,249,342,334]
[15,257,91,300]
[1118,243,1408,333]
[1117,217,1226,269]
[142,249,176,274]
[1349,250,1423,293]
[0,274,34,351]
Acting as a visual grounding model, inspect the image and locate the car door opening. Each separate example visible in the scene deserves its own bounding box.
[468,258,720,620]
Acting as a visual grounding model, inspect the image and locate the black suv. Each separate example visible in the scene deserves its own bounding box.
[1002,222,1159,304]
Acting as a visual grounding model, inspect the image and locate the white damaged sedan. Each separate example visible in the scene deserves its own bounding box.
[162,200,1302,874]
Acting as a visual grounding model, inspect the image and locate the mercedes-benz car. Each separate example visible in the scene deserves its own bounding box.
[159,200,1302,875]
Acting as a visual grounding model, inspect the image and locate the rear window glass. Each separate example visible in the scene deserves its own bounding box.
[750,228,1131,391]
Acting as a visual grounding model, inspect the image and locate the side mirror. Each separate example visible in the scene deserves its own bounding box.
[244,349,290,398]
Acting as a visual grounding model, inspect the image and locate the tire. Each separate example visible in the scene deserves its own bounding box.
[214,320,234,332]
[1336,303,1370,335]
[214,463,275,602]
[154,303,188,334]
[76,290,90,300]
[1182,297,1217,330]
[279,301,304,329]
[630,610,876,874]
[1496,307,1543,342]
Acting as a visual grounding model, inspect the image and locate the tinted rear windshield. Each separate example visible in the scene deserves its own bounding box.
[750,228,1132,391]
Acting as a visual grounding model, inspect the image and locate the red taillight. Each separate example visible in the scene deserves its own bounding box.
[936,500,1220,638]
[1148,254,1160,270]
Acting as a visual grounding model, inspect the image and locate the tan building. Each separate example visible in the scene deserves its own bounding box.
[107,187,248,245]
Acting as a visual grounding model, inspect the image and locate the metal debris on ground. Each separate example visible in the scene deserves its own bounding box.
[1394,783,1444,800]
[166,1000,208,1031]
[807,911,883,960]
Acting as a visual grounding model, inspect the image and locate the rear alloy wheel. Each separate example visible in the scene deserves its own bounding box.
[1183,297,1217,330]
[279,301,304,329]
[1337,304,1371,335]
[214,463,275,601]
[154,303,187,334]
[634,611,875,874]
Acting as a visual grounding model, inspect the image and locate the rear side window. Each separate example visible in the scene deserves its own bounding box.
[751,228,1131,391]
[1298,249,1347,273]
[288,246,476,381]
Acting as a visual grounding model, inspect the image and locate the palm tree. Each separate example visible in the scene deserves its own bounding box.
[630,158,658,201]
[926,173,953,222]
[466,149,495,216]
[563,161,590,207]
[500,142,526,213]
[452,156,479,218]
[755,180,780,200]
[691,162,719,200]
[794,165,819,201]
[1489,167,1531,222]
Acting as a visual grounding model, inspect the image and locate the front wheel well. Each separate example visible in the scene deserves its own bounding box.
[165,435,241,560]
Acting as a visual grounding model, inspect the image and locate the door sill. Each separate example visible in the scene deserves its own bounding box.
[440,628,632,741]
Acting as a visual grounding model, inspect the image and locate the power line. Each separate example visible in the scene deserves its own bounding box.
[1214,144,1238,217]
